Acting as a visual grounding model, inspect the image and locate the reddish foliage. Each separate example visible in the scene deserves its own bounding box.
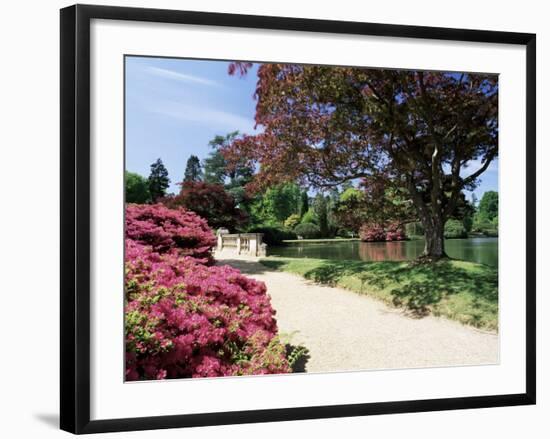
[224,64,498,257]
[162,181,248,231]
[125,204,289,380]
[125,241,289,380]
[126,203,216,263]
[359,223,406,242]
[228,61,253,77]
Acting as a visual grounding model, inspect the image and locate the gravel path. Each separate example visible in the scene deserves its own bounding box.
[216,255,499,373]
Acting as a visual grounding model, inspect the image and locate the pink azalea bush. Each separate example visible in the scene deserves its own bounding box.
[125,204,289,380]
[126,203,217,263]
[359,223,406,242]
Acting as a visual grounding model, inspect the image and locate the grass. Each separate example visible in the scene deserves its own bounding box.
[260,257,498,331]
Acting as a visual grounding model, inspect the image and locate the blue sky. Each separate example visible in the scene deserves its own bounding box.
[125,56,498,200]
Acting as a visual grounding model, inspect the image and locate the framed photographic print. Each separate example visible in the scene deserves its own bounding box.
[60,4,536,434]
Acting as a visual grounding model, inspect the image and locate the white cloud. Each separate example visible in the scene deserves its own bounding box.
[150,102,256,133]
[146,66,220,87]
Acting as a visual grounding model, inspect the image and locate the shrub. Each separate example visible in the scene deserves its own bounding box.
[359,224,385,242]
[162,181,248,231]
[284,213,301,230]
[248,226,296,245]
[472,218,498,237]
[359,223,406,242]
[126,203,216,263]
[444,219,468,239]
[385,226,407,241]
[294,223,320,239]
[125,240,290,380]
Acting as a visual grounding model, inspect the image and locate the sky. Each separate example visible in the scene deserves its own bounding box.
[125,56,498,200]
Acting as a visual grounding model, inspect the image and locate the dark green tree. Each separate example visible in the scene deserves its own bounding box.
[204,131,254,208]
[184,155,203,182]
[313,193,329,237]
[125,171,150,204]
[298,191,309,218]
[148,158,170,202]
[203,150,226,185]
[326,187,340,235]
[462,209,474,234]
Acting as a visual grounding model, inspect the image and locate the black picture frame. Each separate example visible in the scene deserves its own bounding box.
[60,4,536,434]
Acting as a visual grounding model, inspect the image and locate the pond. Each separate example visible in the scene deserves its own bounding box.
[267,237,498,267]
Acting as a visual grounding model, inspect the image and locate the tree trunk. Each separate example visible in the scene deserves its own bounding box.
[422,217,446,259]
[405,174,447,260]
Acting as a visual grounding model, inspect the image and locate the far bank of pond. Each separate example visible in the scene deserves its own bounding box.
[267,237,498,267]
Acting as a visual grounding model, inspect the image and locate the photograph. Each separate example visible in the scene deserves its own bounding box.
[124,56,500,381]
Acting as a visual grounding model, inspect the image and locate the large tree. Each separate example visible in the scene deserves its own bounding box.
[203,131,254,208]
[148,158,170,202]
[251,182,301,225]
[313,193,329,237]
[298,190,309,218]
[477,191,498,223]
[125,171,150,204]
[225,64,498,258]
[183,155,203,182]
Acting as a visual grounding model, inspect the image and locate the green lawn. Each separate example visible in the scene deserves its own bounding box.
[260,257,498,331]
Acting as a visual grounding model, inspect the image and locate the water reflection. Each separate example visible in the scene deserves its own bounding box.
[267,237,498,267]
[358,241,407,261]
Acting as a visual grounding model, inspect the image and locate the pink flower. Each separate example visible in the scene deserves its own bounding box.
[125,204,290,381]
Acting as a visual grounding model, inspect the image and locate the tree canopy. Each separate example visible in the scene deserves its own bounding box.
[477,191,498,223]
[125,171,150,204]
[250,183,301,226]
[225,63,498,257]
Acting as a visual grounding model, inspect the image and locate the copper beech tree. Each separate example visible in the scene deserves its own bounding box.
[224,63,498,259]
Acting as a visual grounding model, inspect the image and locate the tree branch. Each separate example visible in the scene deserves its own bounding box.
[462,149,498,187]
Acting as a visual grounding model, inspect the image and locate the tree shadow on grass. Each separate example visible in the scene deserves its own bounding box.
[298,259,497,322]
[259,259,288,272]
[390,280,444,316]
[215,258,276,275]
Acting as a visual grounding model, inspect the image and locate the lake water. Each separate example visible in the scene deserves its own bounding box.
[267,237,498,267]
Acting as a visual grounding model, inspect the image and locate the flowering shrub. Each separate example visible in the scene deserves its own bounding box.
[385,225,407,241]
[125,241,289,380]
[360,223,406,242]
[125,204,290,380]
[126,203,217,263]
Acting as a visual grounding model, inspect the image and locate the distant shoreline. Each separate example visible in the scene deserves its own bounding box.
[280,235,498,245]
[282,238,360,244]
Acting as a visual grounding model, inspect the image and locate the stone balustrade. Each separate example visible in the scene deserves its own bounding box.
[216,232,266,257]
